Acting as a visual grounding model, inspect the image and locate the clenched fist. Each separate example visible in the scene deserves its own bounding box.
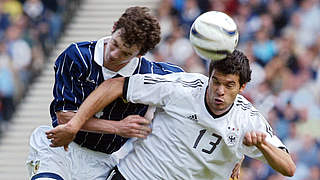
[243,131,267,148]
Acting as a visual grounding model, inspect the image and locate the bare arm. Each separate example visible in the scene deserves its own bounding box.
[46,77,149,150]
[56,111,150,136]
[243,131,296,177]
[56,111,117,133]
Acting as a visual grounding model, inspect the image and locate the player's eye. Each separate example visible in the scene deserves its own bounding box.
[111,39,118,47]
[226,83,235,89]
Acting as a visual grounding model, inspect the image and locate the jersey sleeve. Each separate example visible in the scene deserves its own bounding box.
[239,111,287,163]
[123,73,180,107]
[52,44,87,112]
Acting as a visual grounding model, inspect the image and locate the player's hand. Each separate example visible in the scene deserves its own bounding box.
[230,156,244,179]
[116,115,151,138]
[243,131,267,148]
[45,123,77,151]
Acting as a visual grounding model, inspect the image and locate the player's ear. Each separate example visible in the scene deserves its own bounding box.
[112,21,118,32]
[239,83,246,93]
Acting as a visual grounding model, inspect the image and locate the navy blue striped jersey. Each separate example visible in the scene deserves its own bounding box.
[49,39,184,154]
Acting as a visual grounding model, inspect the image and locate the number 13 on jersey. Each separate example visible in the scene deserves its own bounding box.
[193,129,222,154]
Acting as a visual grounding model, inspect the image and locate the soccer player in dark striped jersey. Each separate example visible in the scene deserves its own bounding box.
[48,50,296,179]
[26,6,184,180]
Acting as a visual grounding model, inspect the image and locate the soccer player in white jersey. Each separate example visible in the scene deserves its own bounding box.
[47,49,295,179]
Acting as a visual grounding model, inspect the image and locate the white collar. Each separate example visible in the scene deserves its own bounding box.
[101,57,139,79]
[94,36,140,78]
[94,36,109,67]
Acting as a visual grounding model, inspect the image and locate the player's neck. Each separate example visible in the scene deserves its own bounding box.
[103,60,127,72]
[211,104,233,117]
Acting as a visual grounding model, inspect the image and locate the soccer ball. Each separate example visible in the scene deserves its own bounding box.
[189,11,239,61]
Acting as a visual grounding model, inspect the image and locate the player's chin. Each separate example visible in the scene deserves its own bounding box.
[213,102,226,110]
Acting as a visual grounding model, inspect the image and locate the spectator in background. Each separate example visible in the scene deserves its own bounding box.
[47,9,63,45]
[158,26,193,66]
[246,0,265,15]
[305,166,320,180]
[156,0,177,40]
[290,49,320,120]
[242,41,266,94]
[0,2,11,39]
[0,0,73,125]
[297,135,319,167]
[282,11,306,52]
[2,0,22,22]
[284,123,303,154]
[252,28,278,67]
[196,0,210,13]
[267,174,286,180]
[23,0,55,56]
[282,0,298,20]
[273,102,299,140]
[0,41,15,132]
[15,13,45,76]
[234,3,253,44]
[297,0,320,47]
[178,0,200,33]
[6,25,31,93]
[157,24,206,73]
[23,0,44,25]
[247,159,273,179]
[266,0,287,37]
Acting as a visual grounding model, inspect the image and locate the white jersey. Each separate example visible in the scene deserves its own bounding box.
[119,72,286,180]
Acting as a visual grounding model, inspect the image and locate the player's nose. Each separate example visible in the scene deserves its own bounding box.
[216,85,224,96]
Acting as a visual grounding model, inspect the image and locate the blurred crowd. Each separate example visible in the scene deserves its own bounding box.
[0,0,81,135]
[147,0,320,179]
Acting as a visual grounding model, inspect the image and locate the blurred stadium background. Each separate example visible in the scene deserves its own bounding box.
[0,0,319,179]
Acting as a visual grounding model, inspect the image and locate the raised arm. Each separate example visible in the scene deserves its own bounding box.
[243,131,296,177]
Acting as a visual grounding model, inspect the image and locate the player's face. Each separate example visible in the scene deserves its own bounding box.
[105,29,141,67]
[206,70,246,115]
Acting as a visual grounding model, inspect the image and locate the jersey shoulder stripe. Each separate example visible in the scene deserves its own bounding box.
[235,95,260,117]
[143,74,205,88]
[139,57,184,75]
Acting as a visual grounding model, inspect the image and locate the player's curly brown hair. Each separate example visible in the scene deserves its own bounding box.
[208,50,252,87]
[112,6,161,55]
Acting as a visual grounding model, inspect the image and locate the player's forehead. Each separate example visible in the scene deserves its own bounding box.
[211,70,239,84]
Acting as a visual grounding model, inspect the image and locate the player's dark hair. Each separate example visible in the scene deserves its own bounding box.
[112,6,161,55]
[208,50,252,87]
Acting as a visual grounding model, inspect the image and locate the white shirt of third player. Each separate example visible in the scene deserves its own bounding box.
[117,72,285,180]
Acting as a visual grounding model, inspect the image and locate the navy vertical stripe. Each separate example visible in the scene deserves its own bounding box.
[50,41,184,154]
